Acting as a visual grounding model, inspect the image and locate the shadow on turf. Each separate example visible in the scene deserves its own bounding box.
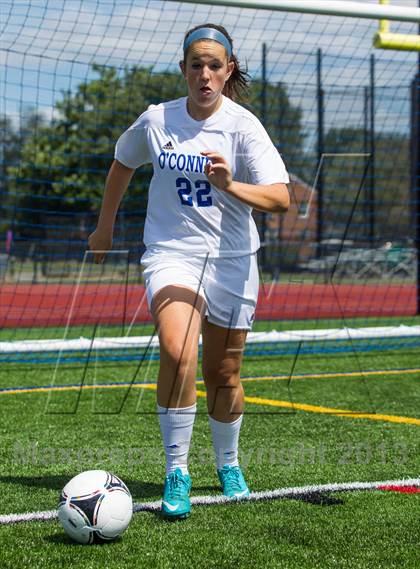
[0,475,163,499]
[45,533,123,546]
[1,476,344,511]
[291,492,344,506]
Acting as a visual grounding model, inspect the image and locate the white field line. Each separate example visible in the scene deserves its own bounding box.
[0,478,419,525]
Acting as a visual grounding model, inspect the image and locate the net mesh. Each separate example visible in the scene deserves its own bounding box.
[0,0,419,368]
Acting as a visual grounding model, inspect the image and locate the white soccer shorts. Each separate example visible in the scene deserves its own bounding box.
[141,248,259,330]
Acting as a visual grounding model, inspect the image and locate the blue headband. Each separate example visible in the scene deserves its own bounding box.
[183,28,232,58]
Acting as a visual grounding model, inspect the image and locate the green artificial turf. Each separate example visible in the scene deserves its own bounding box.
[0,343,419,568]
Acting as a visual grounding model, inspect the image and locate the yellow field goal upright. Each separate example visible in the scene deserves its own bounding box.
[374,0,420,51]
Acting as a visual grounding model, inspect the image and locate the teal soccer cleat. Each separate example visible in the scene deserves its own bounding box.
[217,464,250,498]
[161,468,192,519]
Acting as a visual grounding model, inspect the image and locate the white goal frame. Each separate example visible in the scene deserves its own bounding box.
[171,0,420,22]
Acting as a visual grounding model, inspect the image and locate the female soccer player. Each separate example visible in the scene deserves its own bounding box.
[89,23,290,519]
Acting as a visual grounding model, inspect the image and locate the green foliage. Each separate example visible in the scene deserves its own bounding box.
[5,65,304,237]
[1,112,45,234]
[0,116,21,170]
[323,127,411,243]
[248,80,305,171]
[6,65,187,227]
[0,116,19,234]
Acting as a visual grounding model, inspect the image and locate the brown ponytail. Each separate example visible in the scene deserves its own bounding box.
[183,23,250,101]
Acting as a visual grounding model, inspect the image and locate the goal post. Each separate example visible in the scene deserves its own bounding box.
[374,0,420,51]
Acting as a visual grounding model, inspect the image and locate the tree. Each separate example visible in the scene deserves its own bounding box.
[7,65,304,242]
[247,80,305,177]
[0,116,19,234]
[0,110,45,235]
[322,127,411,244]
[8,66,186,210]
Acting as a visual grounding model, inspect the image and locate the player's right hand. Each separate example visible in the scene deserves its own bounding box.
[88,227,113,264]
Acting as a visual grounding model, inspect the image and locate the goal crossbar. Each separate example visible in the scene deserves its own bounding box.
[171,0,420,23]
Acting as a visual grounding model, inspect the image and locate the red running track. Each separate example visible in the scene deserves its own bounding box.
[0,283,416,328]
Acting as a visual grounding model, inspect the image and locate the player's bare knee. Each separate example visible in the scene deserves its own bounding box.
[203,361,241,388]
[160,335,195,364]
[161,350,191,375]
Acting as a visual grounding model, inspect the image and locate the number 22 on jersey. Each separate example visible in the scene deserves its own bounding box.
[176,177,212,207]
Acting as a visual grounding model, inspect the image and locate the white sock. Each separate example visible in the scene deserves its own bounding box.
[208,414,243,470]
[158,403,196,475]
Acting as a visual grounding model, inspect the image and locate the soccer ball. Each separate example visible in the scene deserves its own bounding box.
[58,470,133,544]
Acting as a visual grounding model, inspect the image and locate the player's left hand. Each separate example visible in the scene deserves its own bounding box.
[201,151,233,192]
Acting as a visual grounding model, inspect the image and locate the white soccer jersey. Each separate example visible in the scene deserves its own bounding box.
[115,95,289,257]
